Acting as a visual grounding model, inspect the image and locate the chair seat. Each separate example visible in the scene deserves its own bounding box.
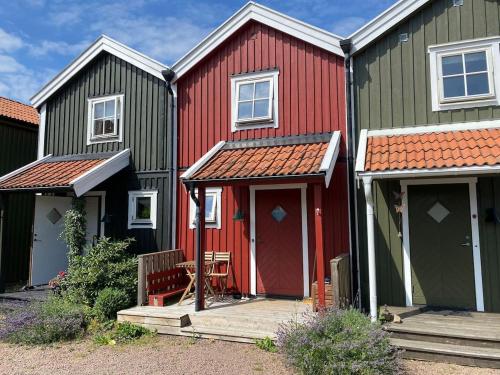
[210,272,228,277]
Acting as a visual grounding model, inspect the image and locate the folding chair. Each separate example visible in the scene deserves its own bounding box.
[210,252,232,298]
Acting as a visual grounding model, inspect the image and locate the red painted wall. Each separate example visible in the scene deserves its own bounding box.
[176,20,348,294]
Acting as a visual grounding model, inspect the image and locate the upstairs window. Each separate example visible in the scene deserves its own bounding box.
[429,37,500,111]
[87,94,124,144]
[231,70,279,132]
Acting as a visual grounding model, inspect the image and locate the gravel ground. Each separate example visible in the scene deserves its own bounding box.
[0,336,499,375]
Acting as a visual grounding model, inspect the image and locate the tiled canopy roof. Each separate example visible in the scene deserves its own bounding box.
[0,97,39,125]
[182,132,341,186]
[0,150,130,196]
[361,127,500,173]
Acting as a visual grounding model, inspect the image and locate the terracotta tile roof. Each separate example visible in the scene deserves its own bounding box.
[189,135,334,181]
[0,97,39,125]
[364,127,500,172]
[0,157,106,190]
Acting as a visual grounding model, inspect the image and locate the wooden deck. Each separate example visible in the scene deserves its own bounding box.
[118,297,310,343]
[385,308,500,368]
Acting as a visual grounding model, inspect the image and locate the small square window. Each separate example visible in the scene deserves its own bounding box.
[189,188,222,229]
[128,190,157,229]
[87,94,124,144]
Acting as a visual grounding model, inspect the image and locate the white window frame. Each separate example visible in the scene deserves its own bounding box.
[429,37,500,111]
[189,187,222,229]
[231,70,279,132]
[87,94,124,145]
[128,190,157,229]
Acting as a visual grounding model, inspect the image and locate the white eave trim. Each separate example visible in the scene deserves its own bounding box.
[180,141,226,180]
[71,149,130,197]
[358,165,500,180]
[31,35,168,108]
[355,129,368,173]
[0,154,52,184]
[171,1,343,81]
[348,0,431,54]
[319,131,341,188]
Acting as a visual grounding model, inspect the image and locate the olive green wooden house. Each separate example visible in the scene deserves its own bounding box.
[0,36,175,286]
[345,0,500,320]
[0,98,38,288]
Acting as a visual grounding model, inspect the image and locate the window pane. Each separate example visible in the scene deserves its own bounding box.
[238,102,253,120]
[105,100,115,117]
[443,76,465,98]
[255,81,270,99]
[442,55,463,76]
[465,52,487,73]
[104,119,115,134]
[205,195,215,221]
[239,83,253,100]
[136,197,151,220]
[94,119,104,135]
[253,99,269,118]
[467,73,489,95]
[94,102,104,119]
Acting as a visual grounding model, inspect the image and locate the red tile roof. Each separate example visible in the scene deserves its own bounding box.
[0,97,39,125]
[364,128,500,172]
[191,141,329,181]
[0,158,105,190]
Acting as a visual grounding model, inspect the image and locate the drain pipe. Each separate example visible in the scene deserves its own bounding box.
[362,176,377,322]
[340,38,361,308]
[187,183,203,312]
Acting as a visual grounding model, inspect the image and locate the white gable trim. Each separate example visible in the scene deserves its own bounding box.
[180,141,226,180]
[349,0,431,54]
[31,35,168,108]
[171,2,343,81]
[319,131,341,188]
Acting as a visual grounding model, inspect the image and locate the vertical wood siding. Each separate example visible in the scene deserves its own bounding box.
[176,20,348,294]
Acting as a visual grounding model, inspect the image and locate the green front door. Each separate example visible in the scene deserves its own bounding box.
[409,183,476,309]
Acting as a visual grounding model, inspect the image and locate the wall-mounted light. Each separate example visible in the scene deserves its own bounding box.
[101,214,113,224]
[399,33,409,43]
[233,209,244,221]
[453,0,464,7]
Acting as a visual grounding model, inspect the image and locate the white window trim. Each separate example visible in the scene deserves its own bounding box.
[128,190,158,229]
[87,94,124,145]
[231,70,279,132]
[189,187,222,229]
[429,37,500,111]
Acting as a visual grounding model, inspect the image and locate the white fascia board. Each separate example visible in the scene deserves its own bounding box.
[31,35,168,108]
[37,104,46,159]
[355,129,368,173]
[180,141,226,180]
[71,149,130,197]
[365,120,500,137]
[0,154,52,184]
[171,2,343,81]
[349,0,430,54]
[319,131,341,188]
[358,165,500,180]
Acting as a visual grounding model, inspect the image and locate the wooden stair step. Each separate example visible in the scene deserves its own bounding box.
[180,325,272,343]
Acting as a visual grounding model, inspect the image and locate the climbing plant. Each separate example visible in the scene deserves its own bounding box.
[61,197,87,264]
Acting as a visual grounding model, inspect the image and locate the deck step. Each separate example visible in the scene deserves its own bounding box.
[117,306,190,328]
[180,325,271,344]
[391,338,500,368]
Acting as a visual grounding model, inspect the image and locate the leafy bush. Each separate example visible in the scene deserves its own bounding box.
[93,288,131,321]
[276,308,402,375]
[61,237,137,306]
[0,297,88,345]
[255,336,277,352]
[60,197,87,263]
[93,322,155,345]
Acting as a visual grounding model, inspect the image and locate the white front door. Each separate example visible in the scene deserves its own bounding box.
[31,196,99,285]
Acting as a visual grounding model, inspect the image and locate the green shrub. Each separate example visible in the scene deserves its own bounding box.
[61,237,137,306]
[255,336,277,352]
[94,288,131,321]
[277,308,402,375]
[93,322,155,345]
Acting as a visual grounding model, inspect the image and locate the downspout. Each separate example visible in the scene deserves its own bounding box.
[187,183,203,312]
[362,176,377,322]
[161,69,176,249]
[340,39,361,308]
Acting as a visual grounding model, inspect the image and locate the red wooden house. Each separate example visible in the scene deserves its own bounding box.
[171,2,349,309]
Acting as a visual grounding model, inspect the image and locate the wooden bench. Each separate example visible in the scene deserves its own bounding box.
[147,268,188,307]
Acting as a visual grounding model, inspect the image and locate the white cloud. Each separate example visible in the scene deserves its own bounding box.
[330,16,367,36]
[0,55,25,73]
[28,39,91,57]
[0,55,49,102]
[0,28,24,52]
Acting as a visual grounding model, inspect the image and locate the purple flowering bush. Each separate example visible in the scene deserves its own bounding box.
[276,308,402,375]
[0,297,88,345]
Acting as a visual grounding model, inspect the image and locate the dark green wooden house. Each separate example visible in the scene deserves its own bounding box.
[344,0,500,320]
[0,36,175,286]
[0,97,38,288]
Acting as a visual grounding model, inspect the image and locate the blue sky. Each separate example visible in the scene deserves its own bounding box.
[0,0,396,103]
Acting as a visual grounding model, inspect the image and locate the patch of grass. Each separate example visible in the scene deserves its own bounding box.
[255,336,277,352]
[93,321,156,346]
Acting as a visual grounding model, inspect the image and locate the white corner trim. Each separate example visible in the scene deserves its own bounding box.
[31,35,168,108]
[354,129,368,172]
[180,141,226,179]
[358,165,500,180]
[171,2,343,81]
[71,149,130,197]
[319,131,341,188]
[188,187,222,230]
[127,190,158,229]
[37,104,46,159]
[300,186,310,297]
[365,120,500,137]
[0,154,52,184]
[349,0,431,54]
[400,177,484,311]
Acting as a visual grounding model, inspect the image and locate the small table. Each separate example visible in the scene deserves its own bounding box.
[176,260,219,305]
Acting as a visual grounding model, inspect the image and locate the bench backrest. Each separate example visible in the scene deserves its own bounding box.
[147,268,187,294]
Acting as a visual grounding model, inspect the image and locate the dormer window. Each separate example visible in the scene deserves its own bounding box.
[429,37,500,111]
[231,70,279,132]
[87,94,124,144]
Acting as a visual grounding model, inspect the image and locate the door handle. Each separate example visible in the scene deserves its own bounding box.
[460,242,471,247]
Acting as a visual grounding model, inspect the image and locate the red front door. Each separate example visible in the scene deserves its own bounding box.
[255,189,303,297]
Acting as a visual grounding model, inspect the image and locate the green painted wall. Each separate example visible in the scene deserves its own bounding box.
[353,0,500,312]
